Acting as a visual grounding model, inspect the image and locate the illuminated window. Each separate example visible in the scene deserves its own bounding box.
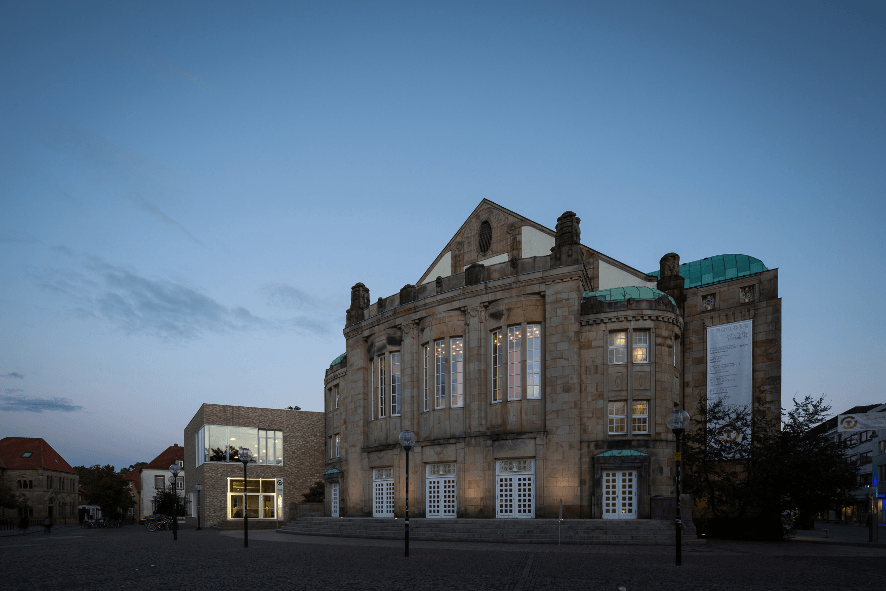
[378,355,386,418]
[257,429,283,465]
[632,401,648,434]
[609,331,626,364]
[228,478,277,519]
[450,338,464,407]
[391,352,401,416]
[492,330,503,402]
[632,330,649,363]
[335,434,340,457]
[334,384,339,409]
[527,324,541,399]
[609,401,627,434]
[508,326,522,400]
[423,344,430,412]
[435,340,446,409]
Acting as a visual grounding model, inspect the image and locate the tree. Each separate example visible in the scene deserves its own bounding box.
[682,395,858,539]
[302,480,325,502]
[0,480,19,512]
[118,462,147,476]
[74,464,135,518]
[151,483,186,516]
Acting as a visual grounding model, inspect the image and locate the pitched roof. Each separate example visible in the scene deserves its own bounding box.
[0,437,76,474]
[146,444,184,470]
[647,254,769,288]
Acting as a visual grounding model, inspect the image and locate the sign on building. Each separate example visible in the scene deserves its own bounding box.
[707,320,753,445]
[838,412,886,432]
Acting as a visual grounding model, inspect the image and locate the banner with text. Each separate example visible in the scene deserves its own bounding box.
[838,412,886,432]
[707,320,753,445]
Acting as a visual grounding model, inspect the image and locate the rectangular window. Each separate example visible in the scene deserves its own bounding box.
[154,475,165,490]
[508,326,522,400]
[228,479,276,519]
[450,338,464,407]
[334,384,339,409]
[609,331,627,364]
[329,436,333,458]
[632,401,648,433]
[609,401,627,434]
[527,324,541,399]
[378,355,386,418]
[391,352,401,416]
[335,433,340,457]
[371,359,374,420]
[257,430,283,465]
[423,344,430,412]
[860,451,872,465]
[633,330,649,363]
[492,330,503,402]
[200,426,280,464]
[435,339,446,409]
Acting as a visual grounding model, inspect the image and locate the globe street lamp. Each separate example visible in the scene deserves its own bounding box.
[667,409,690,566]
[192,484,202,530]
[239,447,253,548]
[398,430,415,558]
[169,464,181,541]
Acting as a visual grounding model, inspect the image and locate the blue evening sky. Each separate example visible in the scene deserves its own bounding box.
[1,1,884,469]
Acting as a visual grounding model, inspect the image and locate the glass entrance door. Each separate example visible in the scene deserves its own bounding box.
[426,463,456,518]
[602,470,636,519]
[331,483,339,517]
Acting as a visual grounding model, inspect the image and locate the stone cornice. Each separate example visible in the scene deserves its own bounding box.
[324,367,347,385]
[580,311,684,331]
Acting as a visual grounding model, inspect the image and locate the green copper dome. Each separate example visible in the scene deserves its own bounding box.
[582,286,676,306]
[330,353,346,367]
[648,254,768,289]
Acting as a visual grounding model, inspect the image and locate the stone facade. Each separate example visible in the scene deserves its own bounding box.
[325,200,781,522]
[0,437,79,523]
[183,404,324,528]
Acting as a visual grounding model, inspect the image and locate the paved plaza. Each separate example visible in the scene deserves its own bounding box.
[1,524,883,591]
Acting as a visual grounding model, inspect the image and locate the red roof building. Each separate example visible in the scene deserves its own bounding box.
[0,437,79,522]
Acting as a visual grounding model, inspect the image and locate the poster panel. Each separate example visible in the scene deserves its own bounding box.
[838,413,886,432]
[707,320,753,445]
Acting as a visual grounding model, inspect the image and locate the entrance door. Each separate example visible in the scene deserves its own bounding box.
[372,468,394,518]
[426,463,456,518]
[496,459,534,518]
[330,483,339,517]
[602,470,636,519]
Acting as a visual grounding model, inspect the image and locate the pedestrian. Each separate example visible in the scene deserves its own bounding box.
[42,517,52,534]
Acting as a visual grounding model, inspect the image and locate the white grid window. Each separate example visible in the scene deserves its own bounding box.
[609,401,627,434]
[609,331,627,364]
[508,326,522,400]
[632,330,649,363]
[372,470,395,518]
[435,339,446,409]
[391,352,401,416]
[603,470,636,519]
[450,338,464,407]
[527,324,541,399]
[496,460,534,518]
[632,401,648,434]
[378,355,386,418]
[331,483,339,518]
[492,330,503,402]
[423,344,430,412]
[426,464,457,518]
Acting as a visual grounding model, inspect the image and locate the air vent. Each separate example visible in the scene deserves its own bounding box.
[478,221,492,253]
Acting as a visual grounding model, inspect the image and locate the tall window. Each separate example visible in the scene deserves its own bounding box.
[423,344,430,412]
[492,330,503,402]
[391,352,401,416]
[508,326,522,400]
[632,401,648,433]
[450,338,464,407]
[257,429,283,465]
[632,330,649,363]
[378,355,386,418]
[371,359,374,420]
[335,433,340,457]
[334,384,339,409]
[435,339,446,409]
[608,331,627,364]
[527,324,541,398]
[609,401,627,434]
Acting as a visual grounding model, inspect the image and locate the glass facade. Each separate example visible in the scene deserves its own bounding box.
[196,426,283,465]
[228,478,277,519]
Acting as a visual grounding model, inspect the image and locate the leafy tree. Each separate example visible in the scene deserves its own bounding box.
[682,395,858,539]
[118,462,147,476]
[302,480,325,502]
[74,464,135,517]
[151,483,187,516]
[0,480,19,511]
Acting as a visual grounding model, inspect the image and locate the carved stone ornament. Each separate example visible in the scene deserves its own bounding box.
[426,463,456,477]
[373,467,394,481]
[740,285,755,303]
[497,459,534,474]
[702,294,716,311]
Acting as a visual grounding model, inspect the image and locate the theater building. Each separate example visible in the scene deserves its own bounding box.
[323,200,781,521]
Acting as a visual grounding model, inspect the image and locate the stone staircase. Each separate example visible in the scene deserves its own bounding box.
[278,517,696,545]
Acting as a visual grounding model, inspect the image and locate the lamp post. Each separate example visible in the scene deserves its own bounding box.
[169,464,181,541]
[239,447,253,548]
[193,484,202,530]
[667,409,690,566]
[398,430,415,558]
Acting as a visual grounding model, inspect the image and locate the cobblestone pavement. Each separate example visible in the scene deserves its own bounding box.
[1,525,883,591]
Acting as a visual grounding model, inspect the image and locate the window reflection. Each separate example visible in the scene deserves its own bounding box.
[198,425,283,464]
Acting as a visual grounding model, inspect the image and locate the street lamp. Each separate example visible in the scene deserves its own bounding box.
[398,430,415,558]
[192,484,202,530]
[239,447,253,548]
[667,409,690,566]
[169,464,181,541]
